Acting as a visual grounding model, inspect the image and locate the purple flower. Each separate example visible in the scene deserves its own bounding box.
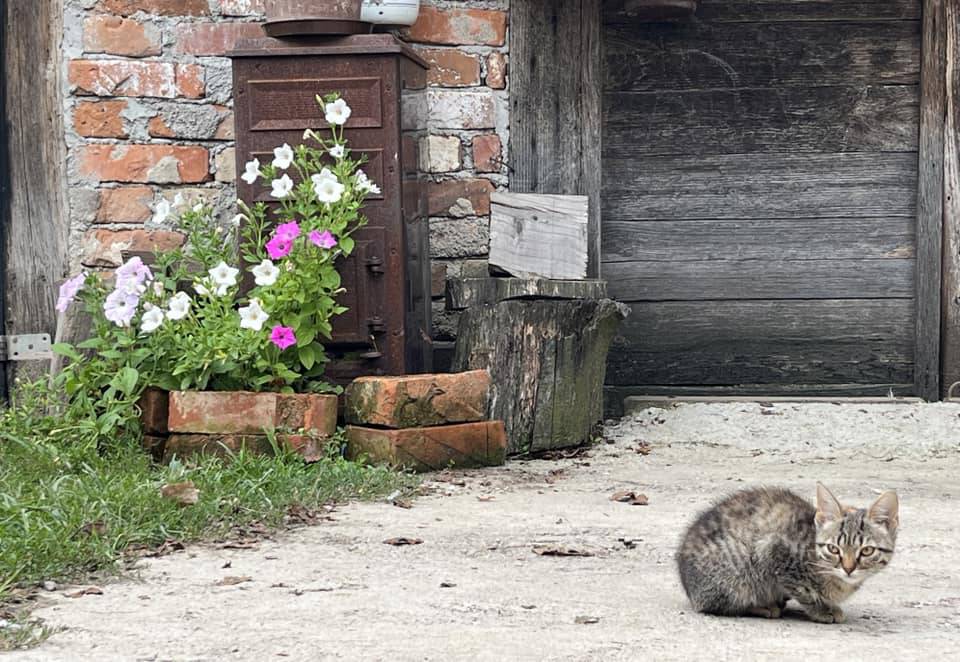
[270,325,297,350]
[274,221,301,243]
[56,273,86,313]
[266,236,292,260]
[309,230,337,249]
[103,289,139,328]
[115,256,153,295]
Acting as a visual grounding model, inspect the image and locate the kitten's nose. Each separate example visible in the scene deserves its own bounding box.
[843,563,856,576]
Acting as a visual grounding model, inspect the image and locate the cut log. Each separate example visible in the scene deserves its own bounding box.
[453,298,629,454]
[488,193,589,280]
[446,277,608,310]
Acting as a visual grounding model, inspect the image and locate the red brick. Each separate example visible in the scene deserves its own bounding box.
[81,229,185,268]
[138,387,169,434]
[404,6,507,46]
[168,391,338,435]
[175,22,264,56]
[419,48,481,87]
[141,435,167,463]
[74,100,128,138]
[345,370,491,428]
[147,116,174,138]
[427,178,494,217]
[79,144,209,184]
[276,394,338,436]
[486,52,507,89]
[345,421,507,472]
[69,60,204,99]
[430,262,447,298]
[472,134,501,173]
[220,0,266,15]
[83,16,161,57]
[98,0,210,16]
[161,433,325,463]
[96,186,155,224]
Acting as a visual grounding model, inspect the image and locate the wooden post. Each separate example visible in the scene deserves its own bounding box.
[0,0,7,402]
[510,0,603,278]
[940,0,960,396]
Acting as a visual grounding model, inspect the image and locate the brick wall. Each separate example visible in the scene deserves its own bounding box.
[62,0,509,340]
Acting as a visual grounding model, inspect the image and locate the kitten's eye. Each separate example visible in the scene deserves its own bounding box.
[827,544,840,555]
[860,546,876,556]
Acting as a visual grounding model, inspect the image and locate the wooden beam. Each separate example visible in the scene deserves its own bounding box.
[510,0,602,277]
[941,0,960,396]
[0,0,7,403]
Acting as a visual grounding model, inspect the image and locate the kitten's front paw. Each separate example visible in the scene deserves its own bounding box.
[806,606,845,624]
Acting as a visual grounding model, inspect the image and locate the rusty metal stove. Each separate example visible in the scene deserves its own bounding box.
[230,34,431,384]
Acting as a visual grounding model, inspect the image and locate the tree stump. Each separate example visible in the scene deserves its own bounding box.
[452,297,628,454]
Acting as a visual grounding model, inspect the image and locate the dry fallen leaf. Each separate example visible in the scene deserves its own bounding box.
[575,615,600,624]
[392,498,413,509]
[476,496,495,502]
[532,545,595,558]
[222,560,232,569]
[67,586,103,598]
[79,520,108,537]
[440,581,457,588]
[633,442,653,455]
[610,491,649,506]
[216,575,252,587]
[383,537,423,546]
[160,481,199,506]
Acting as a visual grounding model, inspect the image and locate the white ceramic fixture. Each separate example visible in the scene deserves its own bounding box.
[361,0,420,26]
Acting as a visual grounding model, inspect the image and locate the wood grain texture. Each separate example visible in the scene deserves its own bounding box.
[604,86,919,156]
[916,0,946,400]
[603,152,918,221]
[604,21,920,92]
[3,0,68,386]
[510,0,602,276]
[940,0,960,395]
[488,193,589,280]
[601,218,916,263]
[605,0,921,23]
[606,300,915,386]
[445,277,607,311]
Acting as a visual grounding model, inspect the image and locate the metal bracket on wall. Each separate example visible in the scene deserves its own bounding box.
[0,334,53,362]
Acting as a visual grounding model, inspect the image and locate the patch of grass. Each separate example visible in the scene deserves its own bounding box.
[0,382,416,632]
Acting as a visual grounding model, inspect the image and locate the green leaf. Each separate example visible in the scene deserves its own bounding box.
[298,344,316,370]
[339,236,355,255]
[52,343,82,362]
[115,367,140,396]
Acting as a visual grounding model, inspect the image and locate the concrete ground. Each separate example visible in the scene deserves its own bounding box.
[11,402,960,661]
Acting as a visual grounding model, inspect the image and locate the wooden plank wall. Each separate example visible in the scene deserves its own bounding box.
[2,0,68,390]
[939,0,960,397]
[509,0,602,277]
[601,0,923,396]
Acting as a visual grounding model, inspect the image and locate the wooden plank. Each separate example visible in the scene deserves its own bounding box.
[602,152,918,221]
[624,395,923,412]
[916,0,946,400]
[488,193,589,280]
[604,22,920,92]
[601,218,915,264]
[604,258,915,301]
[604,0,921,23]
[510,0,603,277]
[941,0,960,395]
[445,277,607,311]
[3,0,68,387]
[604,86,919,156]
[606,299,916,386]
[0,0,7,402]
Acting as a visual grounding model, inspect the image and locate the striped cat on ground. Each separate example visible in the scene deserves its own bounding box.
[676,483,898,624]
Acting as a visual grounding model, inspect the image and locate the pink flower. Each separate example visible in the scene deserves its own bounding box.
[309,230,337,249]
[274,221,300,242]
[56,273,86,313]
[266,236,292,260]
[270,325,297,350]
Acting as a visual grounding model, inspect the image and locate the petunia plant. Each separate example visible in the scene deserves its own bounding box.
[54,93,377,436]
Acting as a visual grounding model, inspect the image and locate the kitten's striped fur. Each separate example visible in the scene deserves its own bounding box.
[676,484,898,623]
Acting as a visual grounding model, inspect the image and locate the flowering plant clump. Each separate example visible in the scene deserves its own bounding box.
[54,94,376,435]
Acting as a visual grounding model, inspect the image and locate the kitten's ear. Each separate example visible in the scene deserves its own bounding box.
[815,483,843,525]
[868,490,899,532]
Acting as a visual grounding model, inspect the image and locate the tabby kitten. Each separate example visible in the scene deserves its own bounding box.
[676,483,898,623]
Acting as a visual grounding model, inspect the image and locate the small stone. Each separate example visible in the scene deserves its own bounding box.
[42,580,57,591]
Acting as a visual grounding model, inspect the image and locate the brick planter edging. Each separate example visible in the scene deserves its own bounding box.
[345,421,507,472]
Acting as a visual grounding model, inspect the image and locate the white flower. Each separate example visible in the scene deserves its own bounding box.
[192,202,204,213]
[325,98,352,126]
[312,171,345,204]
[209,261,239,290]
[152,199,171,225]
[271,174,294,199]
[173,193,185,209]
[241,158,261,185]
[355,169,381,195]
[230,213,245,228]
[166,291,192,320]
[140,304,165,334]
[272,143,295,170]
[329,144,345,159]
[251,259,279,287]
[153,281,165,296]
[239,299,269,331]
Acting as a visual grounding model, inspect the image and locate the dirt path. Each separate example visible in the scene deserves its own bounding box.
[11,403,960,661]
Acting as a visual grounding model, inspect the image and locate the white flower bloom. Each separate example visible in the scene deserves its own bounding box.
[325,98,352,126]
[355,169,381,195]
[239,299,269,331]
[140,304,165,334]
[173,193,185,209]
[230,213,245,228]
[209,261,240,289]
[192,202,204,213]
[241,158,261,185]
[166,291,192,321]
[151,199,171,225]
[271,174,294,199]
[328,144,345,159]
[153,280,165,296]
[194,279,210,297]
[251,259,280,287]
[272,143,295,170]
[312,172,345,204]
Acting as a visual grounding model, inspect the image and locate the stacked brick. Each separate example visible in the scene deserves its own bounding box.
[344,370,507,471]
